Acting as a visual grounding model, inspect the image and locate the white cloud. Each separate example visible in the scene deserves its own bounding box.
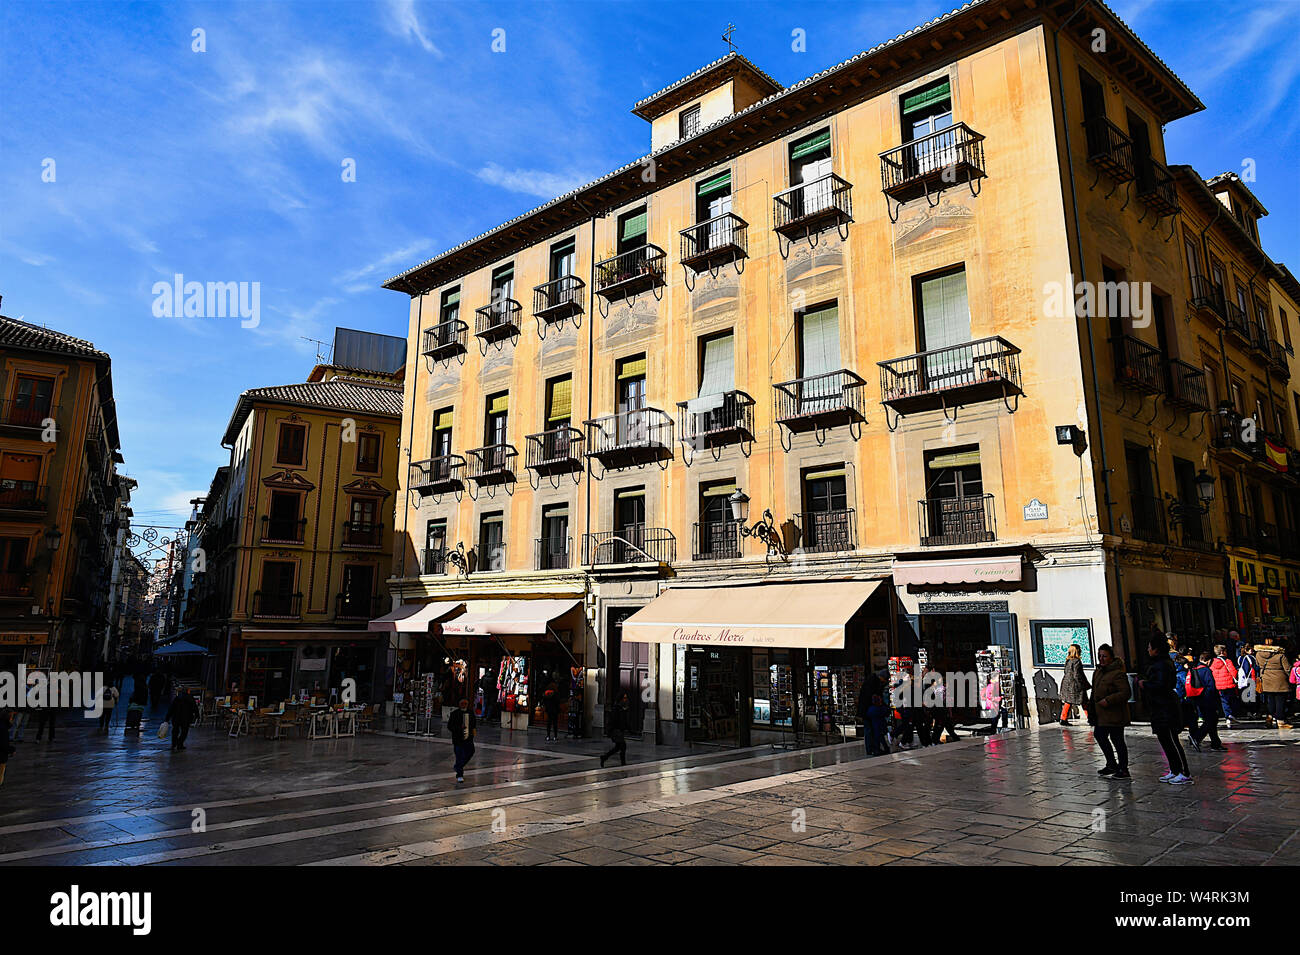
[337,239,435,290]
[386,0,442,57]
[476,163,595,199]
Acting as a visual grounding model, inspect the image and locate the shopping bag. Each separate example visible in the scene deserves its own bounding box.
[157,721,170,740]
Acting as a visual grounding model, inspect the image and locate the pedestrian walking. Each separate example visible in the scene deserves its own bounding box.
[0,708,13,787]
[1255,636,1294,729]
[978,672,1004,736]
[1187,652,1224,751]
[447,698,476,783]
[1088,643,1131,779]
[1174,648,1200,746]
[541,682,561,741]
[1139,633,1193,785]
[1209,645,1239,723]
[855,688,887,755]
[97,683,119,733]
[33,704,57,742]
[1059,644,1090,725]
[1236,643,1259,717]
[600,692,629,767]
[164,688,200,751]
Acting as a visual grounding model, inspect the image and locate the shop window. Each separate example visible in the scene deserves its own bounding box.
[276,422,306,467]
[356,432,380,473]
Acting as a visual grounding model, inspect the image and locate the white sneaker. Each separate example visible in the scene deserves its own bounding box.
[1159,772,1176,781]
[1167,774,1194,785]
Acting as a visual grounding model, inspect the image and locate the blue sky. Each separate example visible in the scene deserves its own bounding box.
[2,0,1298,531]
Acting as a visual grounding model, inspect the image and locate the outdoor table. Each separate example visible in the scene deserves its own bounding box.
[264,709,289,739]
[227,709,249,738]
[308,710,334,740]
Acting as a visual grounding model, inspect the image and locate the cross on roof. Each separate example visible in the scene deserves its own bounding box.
[722,23,736,52]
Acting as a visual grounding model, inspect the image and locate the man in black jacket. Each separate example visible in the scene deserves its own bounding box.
[1139,634,1192,784]
[600,692,629,767]
[447,698,476,783]
[165,688,200,752]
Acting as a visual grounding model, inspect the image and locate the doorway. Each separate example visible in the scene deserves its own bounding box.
[605,607,647,737]
[685,647,741,744]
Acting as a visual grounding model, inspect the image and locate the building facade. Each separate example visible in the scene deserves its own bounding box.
[380,0,1295,743]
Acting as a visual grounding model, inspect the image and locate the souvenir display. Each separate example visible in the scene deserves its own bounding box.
[498,656,528,711]
[812,664,864,733]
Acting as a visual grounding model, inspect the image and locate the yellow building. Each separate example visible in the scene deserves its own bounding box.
[380,0,1293,743]
[0,312,126,673]
[188,331,405,702]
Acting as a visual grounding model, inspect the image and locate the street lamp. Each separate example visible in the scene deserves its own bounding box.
[729,488,786,564]
[44,526,62,553]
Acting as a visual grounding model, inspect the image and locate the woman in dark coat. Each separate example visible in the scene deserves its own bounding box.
[1139,633,1192,784]
[1059,644,1090,725]
[1087,643,1131,778]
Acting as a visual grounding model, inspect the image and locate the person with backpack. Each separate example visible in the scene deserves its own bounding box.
[1187,652,1224,751]
[1236,643,1259,717]
[1174,648,1200,746]
[1209,645,1239,723]
[1138,633,1193,785]
[600,692,629,767]
[97,683,119,733]
[1255,636,1294,729]
[1088,643,1131,779]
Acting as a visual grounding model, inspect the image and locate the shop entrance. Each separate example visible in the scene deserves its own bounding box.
[245,648,293,704]
[685,647,741,745]
[606,607,648,737]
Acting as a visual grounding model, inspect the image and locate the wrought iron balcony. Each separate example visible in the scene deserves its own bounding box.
[0,482,48,512]
[534,535,571,571]
[1245,320,1271,360]
[1224,300,1252,344]
[525,426,584,476]
[595,245,666,300]
[1211,407,1254,457]
[252,591,302,619]
[676,390,755,454]
[680,213,748,271]
[1082,116,1135,182]
[421,319,468,366]
[1136,158,1178,217]
[692,520,741,561]
[533,276,585,322]
[583,408,673,470]
[421,548,447,576]
[1187,274,1226,322]
[335,592,382,621]
[795,508,857,554]
[773,173,853,237]
[1226,512,1255,549]
[1175,509,1213,551]
[1112,335,1163,394]
[260,516,306,544]
[341,521,382,549]
[474,299,521,344]
[1268,338,1291,378]
[408,455,465,496]
[1128,494,1167,545]
[878,337,1022,418]
[773,369,867,435]
[880,124,985,204]
[466,443,517,486]
[1164,360,1208,412]
[0,400,59,431]
[583,525,676,566]
[918,494,996,547]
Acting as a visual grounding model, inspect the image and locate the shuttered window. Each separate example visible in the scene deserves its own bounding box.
[789,129,831,160]
[799,304,840,378]
[698,332,735,397]
[619,209,647,243]
[918,269,971,351]
[488,393,510,415]
[903,80,951,115]
[617,355,647,380]
[696,171,731,197]
[547,376,572,423]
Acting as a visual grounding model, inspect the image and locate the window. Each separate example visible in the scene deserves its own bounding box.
[340,564,374,616]
[1210,258,1227,296]
[923,446,992,544]
[1126,108,1153,192]
[440,285,460,323]
[259,560,296,615]
[1172,457,1205,543]
[1202,362,1220,409]
[698,331,735,397]
[0,537,27,578]
[549,238,576,281]
[488,263,515,325]
[612,487,646,562]
[432,407,453,457]
[1230,380,1244,414]
[356,432,380,473]
[478,512,505,571]
[265,491,302,541]
[616,354,648,444]
[483,392,509,470]
[616,206,648,255]
[1281,307,1293,351]
[802,467,850,552]
[916,268,972,387]
[679,104,701,139]
[902,80,952,176]
[697,480,738,559]
[546,375,572,430]
[788,128,832,213]
[1124,443,1161,543]
[349,496,377,529]
[276,423,306,466]
[692,170,734,251]
[11,375,53,427]
[540,504,569,570]
[1184,235,1202,283]
[424,519,447,574]
[1078,69,1105,123]
[797,303,840,379]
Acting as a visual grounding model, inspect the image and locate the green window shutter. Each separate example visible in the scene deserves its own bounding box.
[489,394,509,415]
[696,171,731,198]
[617,356,647,380]
[789,129,831,160]
[435,410,454,430]
[548,378,572,422]
[902,80,951,115]
[620,211,647,243]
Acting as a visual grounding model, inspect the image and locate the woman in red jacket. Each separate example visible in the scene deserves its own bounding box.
[1209,645,1239,723]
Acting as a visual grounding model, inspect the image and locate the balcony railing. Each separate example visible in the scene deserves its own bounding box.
[594,245,666,300]
[1211,407,1254,457]
[1223,300,1251,344]
[335,592,382,621]
[421,548,447,576]
[1268,338,1291,378]
[1165,360,1208,412]
[692,521,741,561]
[1128,494,1167,545]
[583,408,673,470]
[773,369,867,434]
[260,516,306,543]
[1175,509,1213,551]
[918,494,997,547]
[474,542,508,573]
[1082,116,1135,182]
[773,174,853,236]
[474,299,522,343]
[1227,512,1256,549]
[534,535,572,571]
[680,213,748,271]
[409,455,465,496]
[525,426,584,476]
[880,124,985,204]
[0,400,58,431]
[1136,158,1178,217]
[878,337,1022,416]
[676,390,755,453]
[466,444,517,486]
[533,276,585,322]
[421,319,468,365]
[0,483,48,511]
[341,521,382,549]
[583,526,675,566]
[1112,335,1164,394]
[1245,320,1271,360]
[795,508,857,554]
[252,591,302,619]
[1187,274,1226,321]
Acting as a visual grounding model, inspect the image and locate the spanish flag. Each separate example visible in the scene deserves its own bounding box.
[1265,438,1288,471]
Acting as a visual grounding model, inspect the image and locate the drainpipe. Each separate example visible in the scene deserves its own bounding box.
[399,287,423,583]
[1050,3,1131,662]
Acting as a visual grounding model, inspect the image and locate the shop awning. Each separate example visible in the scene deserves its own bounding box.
[152,639,209,656]
[622,580,882,649]
[442,598,581,636]
[367,601,466,633]
[891,556,1022,586]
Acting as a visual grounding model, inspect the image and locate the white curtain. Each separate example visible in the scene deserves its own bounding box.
[699,333,735,397]
[800,306,840,378]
